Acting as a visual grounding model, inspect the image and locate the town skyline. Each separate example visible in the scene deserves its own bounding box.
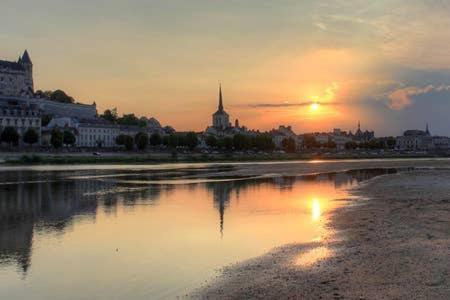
[3,1,450,136]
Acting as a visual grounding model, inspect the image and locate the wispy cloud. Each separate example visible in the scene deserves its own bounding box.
[387,85,450,110]
[249,101,340,108]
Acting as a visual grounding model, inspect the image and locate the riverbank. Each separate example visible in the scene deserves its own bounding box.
[0,150,447,165]
[194,169,450,299]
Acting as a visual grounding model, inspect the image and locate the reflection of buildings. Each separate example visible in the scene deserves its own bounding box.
[207,182,233,236]
[0,170,166,275]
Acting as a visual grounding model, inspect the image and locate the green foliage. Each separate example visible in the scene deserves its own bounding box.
[282,137,296,153]
[303,134,319,149]
[50,129,64,149]
[223,137,233,151]
[167,134,179,148]
[233,134,250,151]
[100,108,118,124]
[23,128,39,145]
[117,113,147,128]
[386,136,396,149]
[1,126,19,146]
[135,132,149,150]
[185,132,199,150]
[115,134,126,146]
[41,114,52,127]
[63,130,76,146]
[345,141,358,150]
[35,89,75,103]
[205,135,218,148]
[123,135,134,151]
[149,133,162,146]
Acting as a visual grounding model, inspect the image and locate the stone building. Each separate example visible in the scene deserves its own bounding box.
[395,124,450,151]
[0,50,34,97]
[0,100,41,144]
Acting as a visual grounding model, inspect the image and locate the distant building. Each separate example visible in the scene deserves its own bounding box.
[0,50,34,97]
[205,85,252,138]
[270,125,300,149]
[0,100,41,145]
[396,124,449,151]
[212,84,230,130]
[351,121,375,142]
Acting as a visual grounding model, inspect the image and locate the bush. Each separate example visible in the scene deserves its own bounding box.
[282,137,296,153]
[124,135,134,151]
[63,130,76,147]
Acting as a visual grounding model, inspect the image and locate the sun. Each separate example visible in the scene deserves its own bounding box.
[310,102,320,111]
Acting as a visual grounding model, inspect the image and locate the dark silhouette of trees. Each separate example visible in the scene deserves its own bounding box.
[303,134,319,149]
[205,135,218,148]
[123,135,134,151]
[223,137,233,151]
[149,133,162,146]
[63,130,76,147]
[185,132,199,150]
[100,108,118,123]
[135,132,149,150]
[282,137,296,153]
[23,128,39,146]
[50,129,63,149]
[345,141,358,150]
[1,126,19,146]
[35,89,75,103]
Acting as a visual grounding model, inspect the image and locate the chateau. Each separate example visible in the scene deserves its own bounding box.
[0,50,34,97]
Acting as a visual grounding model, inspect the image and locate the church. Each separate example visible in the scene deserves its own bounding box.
[0,50,34,97]
[205,85,248,137]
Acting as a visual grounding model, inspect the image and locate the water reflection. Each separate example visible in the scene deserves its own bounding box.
[0,166,404,299]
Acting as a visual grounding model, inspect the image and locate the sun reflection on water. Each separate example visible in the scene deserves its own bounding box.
[311,198,321,221]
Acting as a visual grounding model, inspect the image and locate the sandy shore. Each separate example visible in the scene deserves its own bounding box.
[193,169,450,299]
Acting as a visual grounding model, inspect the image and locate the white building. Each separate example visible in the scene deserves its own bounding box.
[395,124,449,151]
[0,101,41,144]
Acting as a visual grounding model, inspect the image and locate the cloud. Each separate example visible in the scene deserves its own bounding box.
[387,85,450,110]
[249,101,340,108]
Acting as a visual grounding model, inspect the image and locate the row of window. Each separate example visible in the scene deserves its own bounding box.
[0,118,40,127]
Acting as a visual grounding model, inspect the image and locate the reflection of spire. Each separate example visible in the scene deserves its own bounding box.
[209,182,232,237]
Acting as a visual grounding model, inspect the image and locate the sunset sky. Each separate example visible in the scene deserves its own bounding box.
[3,0,450,135]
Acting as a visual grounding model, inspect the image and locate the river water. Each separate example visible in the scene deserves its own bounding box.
[0,163,396,299]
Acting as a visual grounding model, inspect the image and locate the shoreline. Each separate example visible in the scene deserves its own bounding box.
[192,169,450,299]
[0,151,449,165]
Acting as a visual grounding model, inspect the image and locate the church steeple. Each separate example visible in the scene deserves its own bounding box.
[218,84,224,112]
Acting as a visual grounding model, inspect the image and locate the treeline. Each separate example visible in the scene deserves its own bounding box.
[0,126,39,146]
[35,90,76,104]
[115,132,199,151]
[302,134,397,150]
[100,109,147,127]
[205,133,275,151]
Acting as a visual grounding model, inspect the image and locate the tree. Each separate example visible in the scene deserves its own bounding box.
[282,137,296,153]
[324,138,337,149]
[303,134,319,149]
[233,134,250,151]
[123,135,134,151]
[185,132,198,150]
[223,137,233,151]
[205,135,218,148]
[23,128,39,146]
[135,132,149,150]
[345,141,358,150]
[386,136,396,149]
[1,126,19,146]
[41,114,52,127]
[100,108,118,123]
[117,113,147,127]
[51,90,75,103]
[50,129,63,149]
[149,133,162,146]
[63,130,76,147]
[167,134,178,148]
[115,134,126,146]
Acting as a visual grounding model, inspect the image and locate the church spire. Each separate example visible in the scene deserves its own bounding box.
[218,84,224,111]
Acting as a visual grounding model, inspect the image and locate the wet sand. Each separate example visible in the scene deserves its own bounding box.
[193,169,450,299]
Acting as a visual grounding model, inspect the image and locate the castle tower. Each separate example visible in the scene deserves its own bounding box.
[19,50,34,95]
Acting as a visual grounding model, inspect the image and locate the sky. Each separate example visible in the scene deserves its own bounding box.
[2,0,450,136]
